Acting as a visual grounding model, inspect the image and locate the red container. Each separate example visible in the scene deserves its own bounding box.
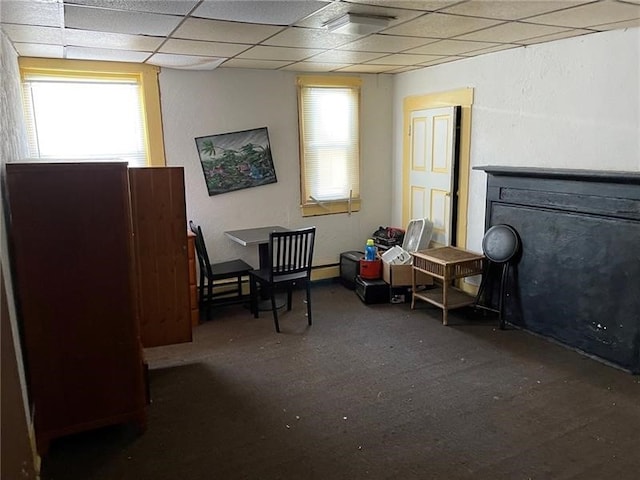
[359,259,382,280]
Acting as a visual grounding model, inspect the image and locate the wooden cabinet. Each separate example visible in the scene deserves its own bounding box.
[6,162,147,454]
[128,167,192,347]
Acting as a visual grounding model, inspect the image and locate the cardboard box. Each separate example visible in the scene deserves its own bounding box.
[382,262,433,287]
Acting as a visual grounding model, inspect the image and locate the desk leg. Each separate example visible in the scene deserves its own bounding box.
[258,243,269,269]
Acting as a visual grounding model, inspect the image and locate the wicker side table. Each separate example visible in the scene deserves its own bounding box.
[411,247,484,325]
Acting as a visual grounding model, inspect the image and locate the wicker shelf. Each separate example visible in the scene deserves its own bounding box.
[411,247,484,325]
[413,285,476,310]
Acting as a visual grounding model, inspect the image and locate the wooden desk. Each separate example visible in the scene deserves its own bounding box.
[224,226,289,310]
[225,226,289,268]
[411,247,484,325]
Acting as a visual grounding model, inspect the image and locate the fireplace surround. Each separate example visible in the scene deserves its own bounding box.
[476,166,640,374]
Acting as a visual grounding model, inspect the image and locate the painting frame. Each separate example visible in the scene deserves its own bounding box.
[195,127,277,196]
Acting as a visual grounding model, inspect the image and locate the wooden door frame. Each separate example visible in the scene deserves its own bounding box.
[402,87,474,249]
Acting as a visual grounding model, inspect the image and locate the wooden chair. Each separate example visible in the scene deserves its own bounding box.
[249,227,316,333]
[188,221,253,320]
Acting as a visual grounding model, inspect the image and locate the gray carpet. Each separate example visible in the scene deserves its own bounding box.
[41,281,640,480]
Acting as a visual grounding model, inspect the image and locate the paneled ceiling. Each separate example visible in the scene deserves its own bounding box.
[2,0,639,74]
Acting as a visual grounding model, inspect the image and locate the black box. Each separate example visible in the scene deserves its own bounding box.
[340,251,363,289]
[354,276,390,304]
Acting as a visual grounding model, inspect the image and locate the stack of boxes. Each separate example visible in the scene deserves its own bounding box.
[340,219,434,304]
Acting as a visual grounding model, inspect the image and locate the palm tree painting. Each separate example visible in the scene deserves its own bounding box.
[195,127,277,196]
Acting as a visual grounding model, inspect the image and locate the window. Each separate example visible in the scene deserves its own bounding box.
[19,58,165,167]
[297,76,361,216]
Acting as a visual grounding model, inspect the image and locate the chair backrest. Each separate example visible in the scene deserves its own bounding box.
[268,227,316,281]
[188,221,212,276]
[482,224,520,264]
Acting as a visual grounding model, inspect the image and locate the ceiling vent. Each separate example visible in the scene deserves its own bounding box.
[324,13,393,35]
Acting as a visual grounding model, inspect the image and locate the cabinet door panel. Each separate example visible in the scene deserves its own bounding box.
[129,167,192,347]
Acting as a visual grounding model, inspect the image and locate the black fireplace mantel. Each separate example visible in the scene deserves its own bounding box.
[475,165,640,373]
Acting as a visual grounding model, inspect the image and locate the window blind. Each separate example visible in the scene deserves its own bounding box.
[22,75,147,167]
[299,84,360,203]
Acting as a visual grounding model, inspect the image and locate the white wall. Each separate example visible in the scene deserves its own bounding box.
[0,29,39,479]
[160,68,394,267]
[393,27,640,253]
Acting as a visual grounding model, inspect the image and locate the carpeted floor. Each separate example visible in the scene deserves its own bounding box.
[41,281,640,480]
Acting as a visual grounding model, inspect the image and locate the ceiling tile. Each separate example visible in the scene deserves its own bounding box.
[1,0,63,27]
[1,0,636,75]
[65,45,151,62]
[344,1,460,12]
[406,39,501,55]
[262,26,360,48]
[14,42,64,58]
[420,56,466,66]
[386,65,424,74]
[192,0,329,26]
[173,18,283,43]
[365,53,444,65]
[440,1,595,21]
[280,61,349,72]
[593,17,640,30]
[526,0,640,28]
[64,29,163,51]
[1,24,63,44]
[336,34,436,53]
[334,63,398,73]
[293,2,423,29]
[159,39,249,57]
[462,44,520,56]
[64,4,183,36]
[306,49,385,63]
[64,0,199,16]
[237,45,325,61]
[518,29,593,45]
[220,58,293,69]
[455,21,570,43]
[146,53,226,70]
[383,12,504,38]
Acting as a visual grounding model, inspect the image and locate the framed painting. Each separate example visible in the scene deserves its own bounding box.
[195,127,277,196]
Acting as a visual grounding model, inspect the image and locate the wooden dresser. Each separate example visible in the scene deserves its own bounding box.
[187,230,199,326]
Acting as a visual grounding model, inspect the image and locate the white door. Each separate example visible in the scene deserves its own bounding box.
[407,106,458,246]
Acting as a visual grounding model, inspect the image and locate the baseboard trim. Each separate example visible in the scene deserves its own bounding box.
[311,264,339,281]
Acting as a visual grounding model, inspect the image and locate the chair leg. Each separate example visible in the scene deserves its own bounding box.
[205,279,213,321]
[271,290,280,333]
[250,275,259,318]
[287,285,293,311]
[236,275,242,300]
[306,281,312,326]
[498,263,509,330]
[473,262,490,308]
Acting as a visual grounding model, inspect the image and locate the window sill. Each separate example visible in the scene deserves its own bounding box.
[301,199,361,217]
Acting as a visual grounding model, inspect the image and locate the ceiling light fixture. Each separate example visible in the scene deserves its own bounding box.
[324,13,393,35]
[146,54,226,71]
